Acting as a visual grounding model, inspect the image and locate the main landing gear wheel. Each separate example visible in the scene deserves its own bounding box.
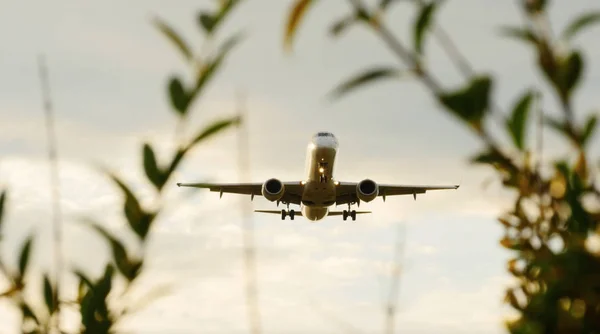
[342,210,356,221]
[280,209,296,220]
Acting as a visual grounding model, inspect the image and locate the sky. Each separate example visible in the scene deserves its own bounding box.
[0,0,599,333]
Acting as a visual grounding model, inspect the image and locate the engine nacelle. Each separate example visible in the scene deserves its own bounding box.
[261,178,285,202]
[356,179,378,202]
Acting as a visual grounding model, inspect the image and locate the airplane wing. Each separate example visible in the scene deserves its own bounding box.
[335,182,459,205]
[176,181,304,205]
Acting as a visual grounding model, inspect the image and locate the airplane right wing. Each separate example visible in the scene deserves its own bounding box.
[335,181,459,205]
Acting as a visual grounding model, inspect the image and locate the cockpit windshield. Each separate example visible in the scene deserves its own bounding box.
[316,132,334,137]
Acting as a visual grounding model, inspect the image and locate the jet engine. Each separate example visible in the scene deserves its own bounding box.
[262,178,285,202]
[356,179,378,202]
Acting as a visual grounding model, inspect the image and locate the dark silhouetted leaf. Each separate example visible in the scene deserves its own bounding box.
[581,113,597,147]
[20,301,40,325]
[79,264,114,332]
[198,0,242,35]
[413,1,440,55]
[18,235,34,279]
[284,0,316,51]
[152,17,193,62]
[88,223,141,282]
[190,116,241,147]
[168,77,190,116]
[330,14,356,37]
[523,0,547,14]
[143,143,165,190]
[544,115,567,136]
[198,12,216,33]
[507,90,534,150]
[561,11,600,41]
[438,75,492,132]
[559,50,584,99]
[104,172,156,240]
[0,190,5,234]
[43,275,56,314]
[329,67,405,99]
[499,26,539,46]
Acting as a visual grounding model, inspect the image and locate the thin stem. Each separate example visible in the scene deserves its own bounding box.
[236,91,262,334]
[385,222,406,334]
[38,54,63,331]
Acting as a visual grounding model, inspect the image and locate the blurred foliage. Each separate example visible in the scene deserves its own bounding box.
[0,1,243,333]
[284,0,600,332]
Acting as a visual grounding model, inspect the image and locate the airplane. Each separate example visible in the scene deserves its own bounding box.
[176,131,459,222]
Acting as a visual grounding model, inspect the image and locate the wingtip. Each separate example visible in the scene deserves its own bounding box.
[176,183,181,187]
[455,184,460,189]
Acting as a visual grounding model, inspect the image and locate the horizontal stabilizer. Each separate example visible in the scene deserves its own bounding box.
[254,210,302,216]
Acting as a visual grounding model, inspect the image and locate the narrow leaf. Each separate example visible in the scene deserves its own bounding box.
[506,90,534,150]
[198,0,242,35]
[284,0,316,51]
[43,275,56,314]
[413,1,439,55]
[168,77,190,116]
[438,75,493,132]
[498,26,539,46]
[329,67,404,100]
[581,113,597,147]
[105,173,155,240]
[152,17,193,62]
[379,0,408,11]
[190,116,241,147]
[143,143,165,190]
[561,11,600,41]
[0,190,6,233]
[18,235,34,279]
[330,14,356,37]
[88,223,141,281]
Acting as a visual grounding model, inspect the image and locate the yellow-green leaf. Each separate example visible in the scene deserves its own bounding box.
[284,0,316,52]
[190,116,241,147]
[152,17,193,62]
[329,66,405,100]
[498,26,539,46]
[581,113,597,147]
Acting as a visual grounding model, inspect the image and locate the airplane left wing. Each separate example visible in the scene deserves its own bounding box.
[335,181,459,205]
[176,181,305,205]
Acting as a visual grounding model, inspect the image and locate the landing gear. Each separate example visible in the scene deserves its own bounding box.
[280,209,296,220]
[342,210,356,221]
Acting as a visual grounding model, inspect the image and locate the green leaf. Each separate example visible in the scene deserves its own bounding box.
[198,0,242,35]
[189,116,241,147]
[581,113,597,147]
[413,1,440,55]
[558,50,584,99]
[544,115,569,137]
[523,0,547,14]
[379,0,409,11]
[18,235,34,279]
[561,11,600,41]
[20,301,40,325]
[43,275,56,314]
[0,190,6,234]
[498,26,539,46]
[152,17,193,62]
[329,66,405,100]
[106,173,155,240]
[284,0,317,51]
[143,143,165,190]
[79,264,114,332]
[88,223,142,282]
[198,12,217,33]
[506,90,534,150]
[438,75,493,132]
[330,14,357,37]
[168,77,190,116]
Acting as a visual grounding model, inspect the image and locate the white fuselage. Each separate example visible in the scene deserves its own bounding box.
[300,134,339,221]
